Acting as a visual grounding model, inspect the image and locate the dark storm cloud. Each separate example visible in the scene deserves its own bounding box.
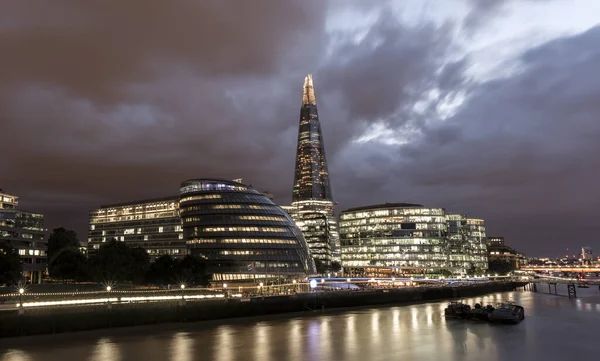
[2,0,596,258]
[340,26,600,256]
[0,0,328,237]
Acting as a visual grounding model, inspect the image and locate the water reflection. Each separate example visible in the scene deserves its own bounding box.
[1,291,600,361]
[90,338,119,361]
[1,350,31,361]
[392,309,400,332]
[252,323,271,361]
[213,326,233,361]
[288,319,302,361]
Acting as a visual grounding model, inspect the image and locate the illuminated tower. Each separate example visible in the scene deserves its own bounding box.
[289,75,339,267]
[292,74,333,202]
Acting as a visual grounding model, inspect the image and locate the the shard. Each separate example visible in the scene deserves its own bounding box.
[288,75,339,266]
[292,74,333,202]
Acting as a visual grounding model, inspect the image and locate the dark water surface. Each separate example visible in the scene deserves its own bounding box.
[2,289,599,360]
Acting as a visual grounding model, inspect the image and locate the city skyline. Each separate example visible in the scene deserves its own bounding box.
[2,1,600,257]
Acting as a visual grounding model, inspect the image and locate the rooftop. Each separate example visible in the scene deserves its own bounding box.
[343,202,425,213]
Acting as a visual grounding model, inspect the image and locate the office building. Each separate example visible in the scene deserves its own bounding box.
[339,203,449,276]
[88,196,184,260]
[581,246,593,260]
[487,236,527,269]
[288,75,339,265]
[180,179,316,282]
[0,189,48,283]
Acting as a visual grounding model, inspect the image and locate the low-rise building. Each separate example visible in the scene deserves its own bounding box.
[0,189,48,284]
[88,196,184,260]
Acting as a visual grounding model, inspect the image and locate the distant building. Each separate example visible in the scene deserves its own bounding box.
[180,179,316,282]
[581,246,593,260]
[487,237,526,269]
[0,189,48,284]
[288,75,339,265]
[88,196,184,261]
[487,237,505,246]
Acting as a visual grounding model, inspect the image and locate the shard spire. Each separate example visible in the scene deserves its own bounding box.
[292,74,332,202]
[302,74,316,105]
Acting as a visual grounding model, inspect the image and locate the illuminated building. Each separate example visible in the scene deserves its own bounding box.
[288,74,339,265]
[487,236,527,269]
[88,197,184,260]
[581,247,593,260]
[447,215,488,272]
[0,189,48,283]
[339,203,449,276]
[180,179,316,282]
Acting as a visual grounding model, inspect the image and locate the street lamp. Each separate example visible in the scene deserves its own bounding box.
[259,282,263,295]
[180,284,185,300]
[106,286,112,308]
[18,288,24,307]
[346,278,351,289]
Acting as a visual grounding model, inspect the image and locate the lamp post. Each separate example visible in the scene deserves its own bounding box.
[223,283,228,298]
[106,286,112,309]
[18,287,24,308]
[180,284,185,300]
[259,282,263,295]
[292,279,297,293]
[347,278,351,290]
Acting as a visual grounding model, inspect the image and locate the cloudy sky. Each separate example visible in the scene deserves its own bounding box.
[2,0,599,257]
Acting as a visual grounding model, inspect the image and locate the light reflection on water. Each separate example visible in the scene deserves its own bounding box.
[2,290,600,361]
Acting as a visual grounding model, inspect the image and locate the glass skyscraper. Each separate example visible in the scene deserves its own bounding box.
[288,75,340,266]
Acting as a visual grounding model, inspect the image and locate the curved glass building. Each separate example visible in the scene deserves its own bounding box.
[339,203,449,276]
[180,179,316,282]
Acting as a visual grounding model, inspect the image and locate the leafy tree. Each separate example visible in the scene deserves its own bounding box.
[439,269,453,277]
[487,259,515,275]
[175,255,210,287]
[88,239,149,284]
[146,255,178,285]
[47,227,80,260]
[51,249,88,282]
[330,261,342,272]
[0,241,22,285]
[313,258,327,274]
[467,266,484,276]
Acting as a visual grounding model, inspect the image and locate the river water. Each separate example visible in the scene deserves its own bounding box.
[1,288,599,360]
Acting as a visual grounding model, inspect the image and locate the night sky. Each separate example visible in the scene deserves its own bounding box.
[2,1,599,257]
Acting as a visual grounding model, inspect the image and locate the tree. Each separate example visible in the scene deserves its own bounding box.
[313,258,327,274]
[51,249,88,282]
[47,227,84,280]
[0,241,22,286]
[47,227,80,259]
[175,255,210,287]
[439,269,453,277]
[330,261,342,272]
[146,255,178,285]
[88,239,149,284]
[487,259,514,275]
[467,265,484,276]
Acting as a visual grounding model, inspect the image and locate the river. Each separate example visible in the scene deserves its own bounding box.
[1,287,599,360]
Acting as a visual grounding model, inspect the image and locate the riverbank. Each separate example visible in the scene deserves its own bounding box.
[0,282,524,338]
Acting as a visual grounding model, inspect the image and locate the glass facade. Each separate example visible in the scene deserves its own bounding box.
[340,203,448,275]
[0,190,48,283]
[88,197,184,261]
[447,215,488,272]
[289,75,339,263]
[340,203,489,275]
[180,179,316,282]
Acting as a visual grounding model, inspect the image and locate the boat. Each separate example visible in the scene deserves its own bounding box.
[489,302,525,323]
[468,303,495,320]
[444,302,471,318]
